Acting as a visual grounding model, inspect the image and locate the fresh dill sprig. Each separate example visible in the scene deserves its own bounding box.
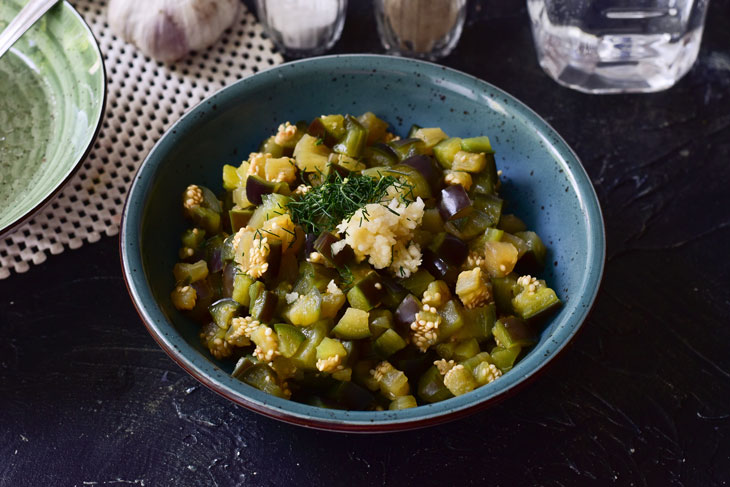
[286,171,412,234]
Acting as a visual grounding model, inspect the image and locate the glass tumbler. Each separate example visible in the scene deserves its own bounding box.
[256,0,347,57]
[374,0,467,60]
[528,0,710,93]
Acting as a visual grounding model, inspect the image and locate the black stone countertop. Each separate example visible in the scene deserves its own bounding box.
[2,1,729,485]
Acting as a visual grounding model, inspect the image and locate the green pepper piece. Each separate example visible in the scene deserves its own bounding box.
[492,274,520,316]
[388,137,428,161]
[333,115,367,158]
[417,365,453,403]
[320,114,347,140]
[283,288,322,326]
[512,284,561,320]
[249,282,278,323]
[181,228,206,249]
[274,323,306,358]
[333,307,371,340]
[208,298,240,329]
[173,260,209,285]
[437,299,466,339]
[451,303,496,342]
[473,194,504,227]
[231,272,254,305]
[515,231,548,271]
[229,208,254,233]
[460,351,493,373]
[398,269,435,297]
[493,316,537,348]
[498,213,527,234]
[259,136,286,157]
[470,153,499,196]
[445,209,492,241]
[389,395,418,410]
[490,345,521,372]
[373,329,407,358]
[368,309,393,338]
[452,338,481,361]
[358,112,389,145]
[291,320,331,370]
[346,271,386,311]
[460,136,494,154]
[237,363,289,398]
[330,381,376,410]
[432,137,462,169]
[231,356,255,379]
[292,262,337,295]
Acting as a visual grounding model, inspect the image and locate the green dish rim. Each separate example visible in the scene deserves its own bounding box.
[0,1,107,238]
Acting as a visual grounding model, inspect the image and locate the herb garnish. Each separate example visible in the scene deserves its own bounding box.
[286,171,413,234]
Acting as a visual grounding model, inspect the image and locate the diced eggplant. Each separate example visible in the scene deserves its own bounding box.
[307,118,338,147]
[515,231,548,273]
[445,210,492,241]
[421,248,459,285]
[203,235,225,274]
[389,137,427,160]
[245,175,276,205]
[263,239,283,283]
[398,269,434,297]
[428,233,468,267]
[314,232,355,268]
[346,271,386,311]
[304,233,318,256]
[438,185,472,221]
[378,273,410,309]
[401,155,442,193]
[249,281,278,323]
[222,262,236,298]
[366,142,399,167]
[329,381,376,410]
[394,294,422,331]
[229,208,253,233]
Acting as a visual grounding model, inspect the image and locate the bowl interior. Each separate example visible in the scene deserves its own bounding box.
[122,55,604,431]
[0,0,105,234]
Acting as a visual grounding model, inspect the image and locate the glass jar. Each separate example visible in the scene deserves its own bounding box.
[256,0,348,58]
[374,0,467,60]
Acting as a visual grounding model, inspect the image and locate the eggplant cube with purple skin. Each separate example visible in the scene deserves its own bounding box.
[438,185,472,221]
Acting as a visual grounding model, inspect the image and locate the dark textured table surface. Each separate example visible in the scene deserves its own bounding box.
[2,1,730,485]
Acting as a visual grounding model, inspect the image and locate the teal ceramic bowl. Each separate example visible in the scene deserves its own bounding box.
[121,55,605,432]
[0,1,105,236]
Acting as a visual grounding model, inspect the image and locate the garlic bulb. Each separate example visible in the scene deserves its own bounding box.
[109,0,241,62]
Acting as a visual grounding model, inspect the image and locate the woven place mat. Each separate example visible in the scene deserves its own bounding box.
[0,0,283,279]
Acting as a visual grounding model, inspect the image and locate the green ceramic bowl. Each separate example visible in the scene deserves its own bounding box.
[121,55,605,432]
[0,1,105,236]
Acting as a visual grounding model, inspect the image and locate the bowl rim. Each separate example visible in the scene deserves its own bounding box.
[0,0,107,239]
[120,53,605,433]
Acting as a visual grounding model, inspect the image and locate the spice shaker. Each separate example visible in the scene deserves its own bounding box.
[256,0,347,57]
[374,0,467,60]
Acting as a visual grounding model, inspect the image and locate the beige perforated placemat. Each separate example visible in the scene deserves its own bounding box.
[0,0,283,279]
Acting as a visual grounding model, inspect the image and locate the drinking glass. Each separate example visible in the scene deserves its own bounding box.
[374,0,467,60]
[528,0,710,93]
[256,0,347,58]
